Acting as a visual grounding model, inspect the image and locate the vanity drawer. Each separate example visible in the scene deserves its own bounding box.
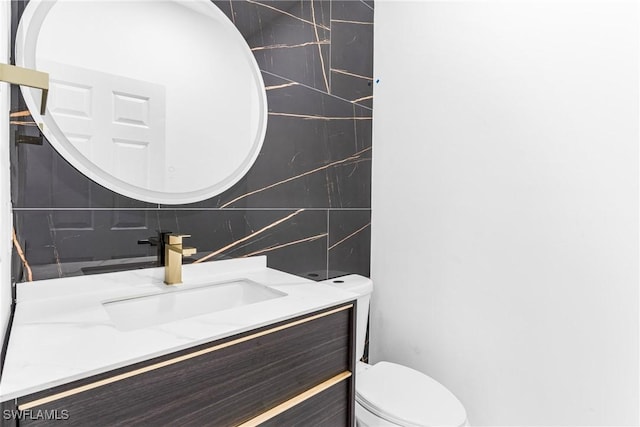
[11,303,355,426]
[258,377,350,427]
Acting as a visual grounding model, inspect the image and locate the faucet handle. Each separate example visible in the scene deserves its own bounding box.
[139,230,174,246]
[182,246,197,257]
[139,231,173,266]
[165,234,191,245]
[137,238,158,246]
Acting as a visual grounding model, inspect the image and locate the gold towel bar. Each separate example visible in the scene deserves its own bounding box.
[0,63,49,115]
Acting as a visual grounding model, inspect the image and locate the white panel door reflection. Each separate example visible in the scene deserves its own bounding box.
[42,59,166,191]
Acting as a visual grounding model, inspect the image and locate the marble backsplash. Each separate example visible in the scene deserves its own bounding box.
[10,0,373,282]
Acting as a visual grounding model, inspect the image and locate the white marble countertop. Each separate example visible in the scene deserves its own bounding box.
[0,256,357,401]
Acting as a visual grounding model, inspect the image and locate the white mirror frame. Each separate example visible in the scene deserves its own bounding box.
[15,0,267,205]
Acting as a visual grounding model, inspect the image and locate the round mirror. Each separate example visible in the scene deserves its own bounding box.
[16,0,267,204]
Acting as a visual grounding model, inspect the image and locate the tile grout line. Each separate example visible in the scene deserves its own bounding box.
[329,0,332,94]
[326,209,330,279]
[12,207,373,211]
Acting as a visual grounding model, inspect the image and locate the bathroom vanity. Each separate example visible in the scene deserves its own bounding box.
[2,1,363,424]
[0,257,358,426]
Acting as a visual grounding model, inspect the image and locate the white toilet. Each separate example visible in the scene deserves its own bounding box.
[323,275,469,427]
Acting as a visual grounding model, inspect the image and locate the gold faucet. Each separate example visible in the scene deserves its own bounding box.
[164,234,197,285]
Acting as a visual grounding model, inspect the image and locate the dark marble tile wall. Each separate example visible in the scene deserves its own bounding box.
[10,0,373,283]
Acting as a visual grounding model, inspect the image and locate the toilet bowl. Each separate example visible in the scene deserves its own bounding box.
[323,275,469,427]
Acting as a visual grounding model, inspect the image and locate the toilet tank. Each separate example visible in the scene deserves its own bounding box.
[321,275,373,361]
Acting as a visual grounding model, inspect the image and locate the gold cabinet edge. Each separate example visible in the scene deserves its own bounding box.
[238,371,352,427]
[17,303,354,410]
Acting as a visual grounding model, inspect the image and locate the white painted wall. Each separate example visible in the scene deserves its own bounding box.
[0,0,12,358]
[370,1,638,425]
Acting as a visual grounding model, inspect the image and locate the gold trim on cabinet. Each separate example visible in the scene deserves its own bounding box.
[18,303,354,411]
[237,371,352,427]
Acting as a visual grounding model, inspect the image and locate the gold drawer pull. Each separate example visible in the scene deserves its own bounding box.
[238,371,352,427]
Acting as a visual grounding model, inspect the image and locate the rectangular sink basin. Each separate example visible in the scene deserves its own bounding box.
[103,279,286,331]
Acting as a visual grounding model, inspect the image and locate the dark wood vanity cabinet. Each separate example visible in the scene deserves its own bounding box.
[2,302,356,426]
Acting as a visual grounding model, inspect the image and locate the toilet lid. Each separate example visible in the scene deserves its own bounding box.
[356,362,467,427]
